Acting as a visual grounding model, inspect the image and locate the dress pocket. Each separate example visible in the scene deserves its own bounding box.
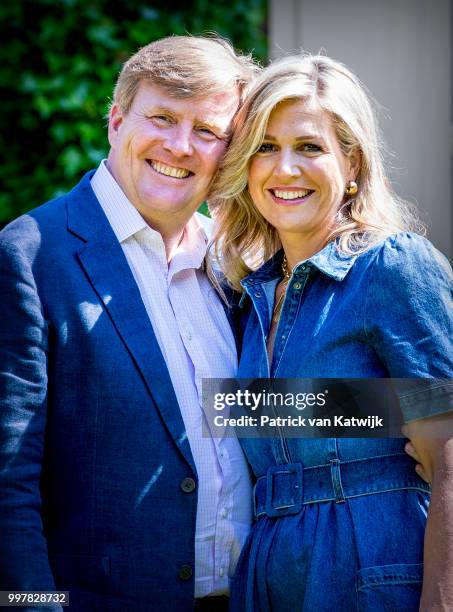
[356,563,423,611]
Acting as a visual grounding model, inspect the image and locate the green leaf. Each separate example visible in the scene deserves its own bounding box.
[1,0,267,225]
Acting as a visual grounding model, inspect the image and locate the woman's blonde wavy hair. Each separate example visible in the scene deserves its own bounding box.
[209,53,422,291]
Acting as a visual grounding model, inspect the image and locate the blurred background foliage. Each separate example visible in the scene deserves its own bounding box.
[0,0,267,226]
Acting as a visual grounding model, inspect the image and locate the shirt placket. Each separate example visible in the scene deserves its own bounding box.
[168,269,235,594]
[213,438,235,589]
[272,266,310,377]
[242,279,272,377]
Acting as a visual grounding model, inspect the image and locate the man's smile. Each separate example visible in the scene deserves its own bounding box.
[148,159,192,179]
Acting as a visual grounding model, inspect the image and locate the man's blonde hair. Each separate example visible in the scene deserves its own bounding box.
[112,34,260,114]
[209,53,422,291]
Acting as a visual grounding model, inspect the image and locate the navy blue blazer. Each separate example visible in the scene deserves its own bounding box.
[0,172,214,611]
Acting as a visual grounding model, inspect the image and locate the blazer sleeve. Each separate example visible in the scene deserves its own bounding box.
[0,230,59,596]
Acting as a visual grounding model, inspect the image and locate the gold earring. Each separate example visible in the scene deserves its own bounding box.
[345,180,358,196]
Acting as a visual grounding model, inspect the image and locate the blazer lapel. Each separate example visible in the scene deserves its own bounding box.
[66,172,196,473]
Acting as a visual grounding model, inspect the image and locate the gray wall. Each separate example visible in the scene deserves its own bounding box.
[269,0,452,258]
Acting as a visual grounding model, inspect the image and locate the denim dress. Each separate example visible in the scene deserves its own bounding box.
[231,233,453,612]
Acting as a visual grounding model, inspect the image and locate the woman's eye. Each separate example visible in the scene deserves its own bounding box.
[300,143,322,153]
[256,143,277,154]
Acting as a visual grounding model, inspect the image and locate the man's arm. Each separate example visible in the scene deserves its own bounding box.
[0,229,59,597]
[402,415,453,611]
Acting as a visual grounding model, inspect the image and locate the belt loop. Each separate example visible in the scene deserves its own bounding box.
[330,458,345,503]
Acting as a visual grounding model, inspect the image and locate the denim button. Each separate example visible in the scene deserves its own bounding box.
[254,292,262,298]
[180,477,196,493]
[178,564,193,580]
[293,282,302,290]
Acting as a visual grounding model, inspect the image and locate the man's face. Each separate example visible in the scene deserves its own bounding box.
[107,82,239,228]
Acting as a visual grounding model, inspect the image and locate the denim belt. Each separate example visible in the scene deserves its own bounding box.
[253,453,430,519]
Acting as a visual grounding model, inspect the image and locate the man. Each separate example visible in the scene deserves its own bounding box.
[0,36,258,611]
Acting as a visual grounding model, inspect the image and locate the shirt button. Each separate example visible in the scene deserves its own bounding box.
[178,564,193,581]
[180,477,196,493]
[219,567,225,577]
[293,282,302,290]
[187,331,192,342]
[221,507,228,518]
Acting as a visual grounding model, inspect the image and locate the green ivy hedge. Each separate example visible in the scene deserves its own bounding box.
[0,0,267,226]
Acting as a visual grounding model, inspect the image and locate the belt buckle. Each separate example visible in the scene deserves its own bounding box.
[265,462,303,518]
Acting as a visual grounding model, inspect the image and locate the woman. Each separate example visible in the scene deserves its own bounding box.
[210,55,453,611]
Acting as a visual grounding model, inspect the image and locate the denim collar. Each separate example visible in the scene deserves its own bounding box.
[241,240,358,288]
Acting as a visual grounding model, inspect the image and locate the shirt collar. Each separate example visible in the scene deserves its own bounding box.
[307,240,358,280]
[242,239,358,287]
[170,214,209,275]
[90,160,148,242]
[91,160,210,269]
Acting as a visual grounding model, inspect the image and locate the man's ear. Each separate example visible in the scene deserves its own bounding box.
[108,104,124,148]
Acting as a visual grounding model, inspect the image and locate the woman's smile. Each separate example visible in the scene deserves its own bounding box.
[268,187,315,205]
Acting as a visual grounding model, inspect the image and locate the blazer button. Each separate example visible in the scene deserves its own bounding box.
[179,564,193,581]
[180,477,196,493]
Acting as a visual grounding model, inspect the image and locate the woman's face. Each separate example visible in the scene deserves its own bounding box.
[248,99,358,251]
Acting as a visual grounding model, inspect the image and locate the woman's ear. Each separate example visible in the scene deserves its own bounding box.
[348,147,362,182]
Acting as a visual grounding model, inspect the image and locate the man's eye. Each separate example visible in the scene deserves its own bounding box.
[150,115,172,125]
[196,127,218,140]
[256,143,277,154]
